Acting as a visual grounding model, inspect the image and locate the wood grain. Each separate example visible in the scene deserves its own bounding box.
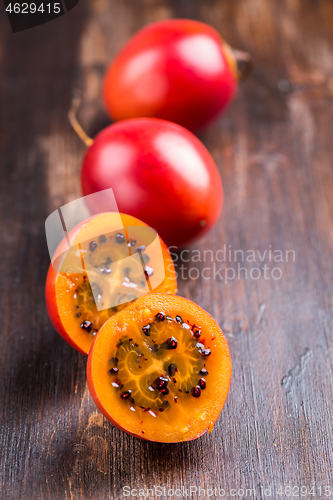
[1,0,333,498]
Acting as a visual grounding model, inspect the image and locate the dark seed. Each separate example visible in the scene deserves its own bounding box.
[137,245,146,252]
[168,363,176,376]
[159,407,165,412]
[80,320,92,333]
[108,368,119,375]
[101,267,112,274]
[121,390,132,399]
[166,337,177,349]
[192,386,201,398]
[155,312,165,322]
[200,368,208,376]
[116,233,125,244]
[99,235,107,244]
[193,329,201,339]
[160,387,169,395]
[129,239,136,247]
[199,378,206,390]
[174,396,178,403]
[75,312,81,318]
[142,324,151,336]
[89,241,97,252]
[154,376,168,391]
[196,342,210,355]
[175,315,183,324]
[144,266,154,278]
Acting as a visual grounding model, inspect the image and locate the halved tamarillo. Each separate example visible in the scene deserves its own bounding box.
[87,293,231,442]
[45,213,177,355]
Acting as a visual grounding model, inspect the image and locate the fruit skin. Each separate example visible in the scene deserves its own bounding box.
[45,213,177,355]
[46,263,88,355]
[81,118,223,248]
[103,19,238,132]
[45,215,91,355]
[87,293,232,443]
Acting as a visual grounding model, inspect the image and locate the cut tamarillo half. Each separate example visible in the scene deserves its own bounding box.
[45,213,177,355]
[87,293,231,443]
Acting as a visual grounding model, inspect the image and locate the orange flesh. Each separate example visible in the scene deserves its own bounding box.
[53,272,130,355]
[46,213,177,355]
[87,293,231,443]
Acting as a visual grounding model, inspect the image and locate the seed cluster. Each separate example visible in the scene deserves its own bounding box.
[108,312,211,415]
[76,234,154,335]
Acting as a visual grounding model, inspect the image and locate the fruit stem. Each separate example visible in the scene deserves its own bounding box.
[232,47,253,81]
[223,43,253,81]
[68,90,94,147]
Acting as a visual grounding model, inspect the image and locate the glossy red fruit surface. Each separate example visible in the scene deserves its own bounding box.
[103,19,238,132]
[81,118,223,248]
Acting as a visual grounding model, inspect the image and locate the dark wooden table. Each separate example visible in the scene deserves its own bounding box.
[1,0,333,498]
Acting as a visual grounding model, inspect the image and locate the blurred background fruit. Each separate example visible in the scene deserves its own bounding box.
[103,19,250,132]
